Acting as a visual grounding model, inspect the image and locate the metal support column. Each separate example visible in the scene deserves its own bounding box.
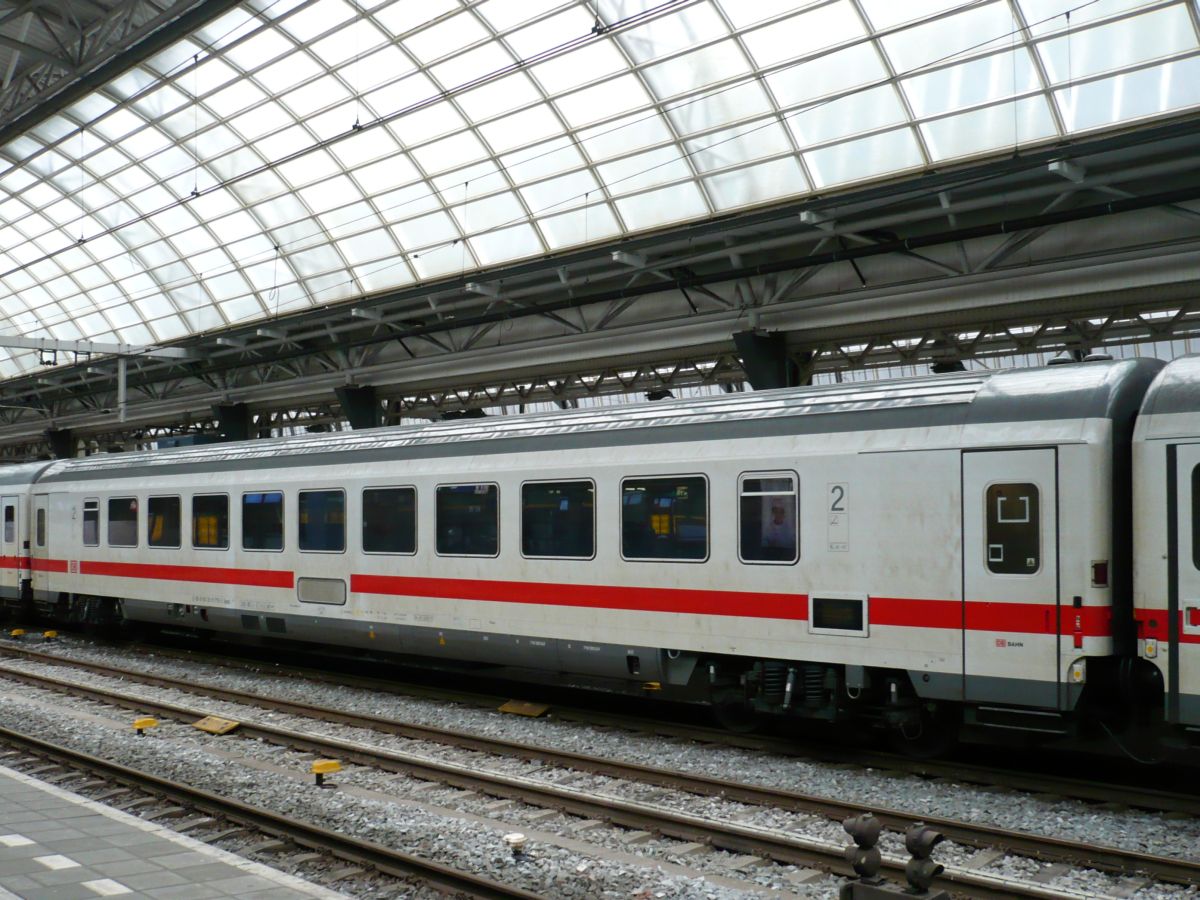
[334,385,382,430]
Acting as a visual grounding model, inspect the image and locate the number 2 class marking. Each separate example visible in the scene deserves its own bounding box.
[830,484,846,512]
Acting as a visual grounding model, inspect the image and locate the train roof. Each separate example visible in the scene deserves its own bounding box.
[0,460,55,488]
[34,357,1163,482]
[1135,355,1200,422]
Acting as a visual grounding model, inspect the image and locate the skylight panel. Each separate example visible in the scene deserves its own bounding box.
[343,43,414,93]
[1037,5,1196,85]
[477,104,564,153]
[279,0,358,43]
[431,42,515,89]
[617,2,729,65]
[298,173,363,213]
[251,192,310,229]
[205,80,268,118]
[309,21,381,68]
[686,120,793,173]
[529,40,627,95]
[352,154,422,194]
[1019,0,1159,38]
[615,181,708,229]
[504,6,594,58]
[452,190,526,233]
[223,27,296,71]
[255,51,325,94]
[457,72,543,120]
[1056,56,1200,131]
[192,57,241,96]
[411,131,490,175]
[501,135,585,182]
[879,2,1016,74]
[804,127,924,187]
[318,200,383,240]
[519,168,599,214]
[372,0,459,40]
[332,127,402,169]
[642,40,750,99]
[468,222,543,265]
[375,181,444,220]
[555,73,652,128]
[788,84,907,147]
[93,108,144,142]
[921,96,1056,159]
[278,148,343,189]
[338,228,399,264]
[599,144,694,196]
[194,6,257,49]
[355,261,413,292]
[390,102,466,145]
[858,0,964,31]
[131,83,191,121]
[538,199,620,249]
[903,48,1040,119]
[391,210,461,253]
[220,293,266,324]
[405,12,491,65]
[666,79,775,137]
[363,71,438,121]
[741,1,864,69]
[718,0,827,30]
[280,76,352,118]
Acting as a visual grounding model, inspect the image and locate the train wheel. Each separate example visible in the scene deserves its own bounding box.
[712,688,760,733]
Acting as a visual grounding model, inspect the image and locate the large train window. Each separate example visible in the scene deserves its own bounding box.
[193,494,229,549]
[299,490,345,553]
[739,473,798,564]
[82,499,99,547]
[436,484,499,557]
[1193,466,1200,570]
[107,497,138,547]
[243,491,284,551]
[362,487,416,554]
[621,476,708,561]
[985,483,1039,574]
[148,497,181,549]
[522,480,595,559]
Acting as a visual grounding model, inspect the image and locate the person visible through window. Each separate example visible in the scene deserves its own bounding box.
[762,501,795,553]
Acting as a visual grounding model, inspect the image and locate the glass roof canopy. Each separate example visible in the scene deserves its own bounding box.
[1,0,1198,377]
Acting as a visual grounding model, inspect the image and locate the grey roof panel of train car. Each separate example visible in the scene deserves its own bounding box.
[0,461,55,487]
[33,358,1165,484]
[1134,354,1200,419]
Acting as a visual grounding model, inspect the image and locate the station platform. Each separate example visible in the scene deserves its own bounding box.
[0,765,344,899]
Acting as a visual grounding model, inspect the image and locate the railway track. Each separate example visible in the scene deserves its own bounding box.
[39,634,1200,817]
[0,723,541,900]
[0,642,1192,898]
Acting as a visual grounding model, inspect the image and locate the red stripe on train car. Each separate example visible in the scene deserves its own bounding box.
[78,560,293,589]
[0,555,30,569]
[29,558,67,573]
[1133,607,1200,645]
[350,574,808,620]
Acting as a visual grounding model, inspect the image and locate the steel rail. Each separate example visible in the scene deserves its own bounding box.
[0,723,543,900]
[103,640,1200,816]
[0,650,1193,896]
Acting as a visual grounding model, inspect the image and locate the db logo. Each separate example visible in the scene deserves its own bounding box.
[994,637,1006,648]
[68,560,79,574]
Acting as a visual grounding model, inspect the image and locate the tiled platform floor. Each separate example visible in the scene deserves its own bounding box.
[0,765,346,899]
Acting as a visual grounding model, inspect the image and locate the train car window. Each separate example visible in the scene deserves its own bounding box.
[436,484,498,556]
[985,483,1039,574]
[243,492,284,551]
[362,487,416,554]
[522,480,594,558]
[621,476,708,561]
[739,474,798,564]
[82,499,99,547]
[192,494,229,549]
[36,509,45,548]
[298,490,345,552]
[107,497,138,547]
[1193,466,1200,570]
[3,506,13,543]
[148,496,181,548]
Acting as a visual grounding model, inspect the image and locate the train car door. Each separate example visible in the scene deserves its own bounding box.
[1168,444,1200,724]
[0,495,17,598]
[30,493,50,597]
[961,449,1059,707]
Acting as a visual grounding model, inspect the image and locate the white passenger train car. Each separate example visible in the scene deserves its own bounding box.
[0,462,52,607]
[18,359,1165,742]
[1134,356,1200,731]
